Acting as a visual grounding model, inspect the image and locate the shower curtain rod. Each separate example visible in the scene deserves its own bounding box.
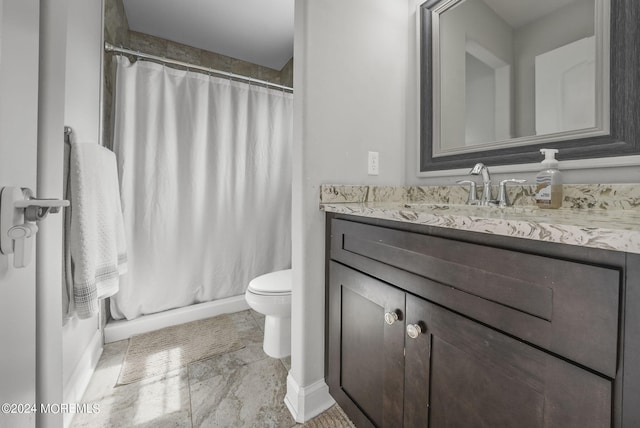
[104,42,293,93]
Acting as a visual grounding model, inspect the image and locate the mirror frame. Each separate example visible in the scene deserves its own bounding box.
[420,0,640,172]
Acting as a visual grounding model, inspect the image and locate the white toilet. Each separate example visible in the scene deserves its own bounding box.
[245,269,292,358]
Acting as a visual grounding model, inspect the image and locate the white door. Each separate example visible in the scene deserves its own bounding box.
[0,1,40,427]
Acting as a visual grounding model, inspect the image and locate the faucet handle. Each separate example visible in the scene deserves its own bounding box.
[497,179,526,207]
[456,179,479,205]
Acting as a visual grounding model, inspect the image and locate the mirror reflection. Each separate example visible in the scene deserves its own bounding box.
[433,0,606,156]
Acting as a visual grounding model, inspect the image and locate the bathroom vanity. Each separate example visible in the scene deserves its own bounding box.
[322,187,640,427]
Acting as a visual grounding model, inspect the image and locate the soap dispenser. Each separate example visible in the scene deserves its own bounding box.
[535,149,562,209]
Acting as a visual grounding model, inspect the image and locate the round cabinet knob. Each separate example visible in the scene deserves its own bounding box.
[384,311,399,325]
[406,323,423,339]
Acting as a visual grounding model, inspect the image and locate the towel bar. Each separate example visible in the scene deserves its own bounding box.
[64,126,72,144]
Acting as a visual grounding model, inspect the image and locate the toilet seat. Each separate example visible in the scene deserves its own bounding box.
[247,269,292,295]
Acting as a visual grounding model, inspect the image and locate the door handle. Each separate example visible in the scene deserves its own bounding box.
[0,186,69,268]
[15,188,70,221]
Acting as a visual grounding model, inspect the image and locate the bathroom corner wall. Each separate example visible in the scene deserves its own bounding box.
[102,0,293,148]
[281,57,294,89]
[104,0,129,46]
[289,0,409,421]
[103,0,129,150]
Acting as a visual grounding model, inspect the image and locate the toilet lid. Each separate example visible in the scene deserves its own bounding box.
[248,269,292,294]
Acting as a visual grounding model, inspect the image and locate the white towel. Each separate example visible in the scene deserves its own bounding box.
[67,142,127,319]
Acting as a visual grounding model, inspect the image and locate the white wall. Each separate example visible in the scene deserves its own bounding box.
[288,0,409,421]
[465,53,496,145]
[61,0,104,416]
[65,0,104,144]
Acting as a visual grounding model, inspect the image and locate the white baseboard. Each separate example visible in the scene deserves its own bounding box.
[104,295,250,343]
[63,329,103,428]
[285,373,335,423]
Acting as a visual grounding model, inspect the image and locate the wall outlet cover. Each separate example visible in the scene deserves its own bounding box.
[368,151,379,175]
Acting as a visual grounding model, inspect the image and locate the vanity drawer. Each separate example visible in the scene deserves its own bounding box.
[330,218,621,377]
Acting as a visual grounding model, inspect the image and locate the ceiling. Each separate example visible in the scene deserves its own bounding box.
[122,0,294,70]
[483,0,582,29]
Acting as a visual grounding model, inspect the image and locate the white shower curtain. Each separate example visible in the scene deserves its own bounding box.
[110,56,293,320]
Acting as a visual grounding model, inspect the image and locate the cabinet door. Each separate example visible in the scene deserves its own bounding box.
[328,262,405,427]
[405,294,613,428]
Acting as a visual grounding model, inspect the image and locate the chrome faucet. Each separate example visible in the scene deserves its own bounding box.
[469,163,493,204]
[459,163,526,207]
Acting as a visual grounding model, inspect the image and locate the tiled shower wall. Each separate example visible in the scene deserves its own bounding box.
[103,0,294,147]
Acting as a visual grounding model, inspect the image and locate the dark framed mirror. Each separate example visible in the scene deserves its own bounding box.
[420,0,640,172]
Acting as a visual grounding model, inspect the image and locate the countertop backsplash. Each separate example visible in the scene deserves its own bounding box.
[320,184,640,210]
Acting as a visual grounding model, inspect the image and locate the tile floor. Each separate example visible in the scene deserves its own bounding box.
[71,310,342,428]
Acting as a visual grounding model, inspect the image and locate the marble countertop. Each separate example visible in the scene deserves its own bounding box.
[320,184,640,254]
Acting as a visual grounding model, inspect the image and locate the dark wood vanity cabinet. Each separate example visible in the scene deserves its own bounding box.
[328,263,405,427]
[404,293,611,428]
[326,214,640,428]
